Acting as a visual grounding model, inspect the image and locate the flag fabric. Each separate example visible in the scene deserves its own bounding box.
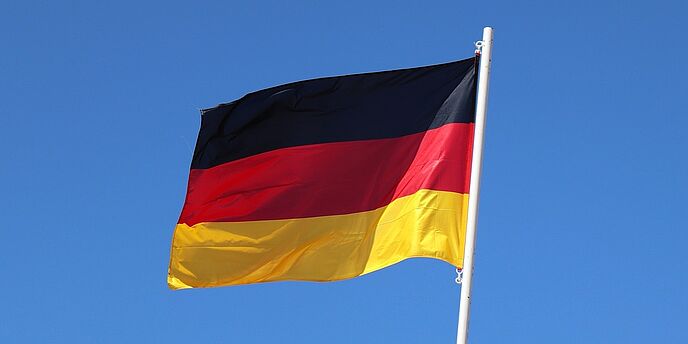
[168,57,478,289]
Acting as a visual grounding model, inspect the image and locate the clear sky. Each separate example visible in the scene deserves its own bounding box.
[2,1,687,343]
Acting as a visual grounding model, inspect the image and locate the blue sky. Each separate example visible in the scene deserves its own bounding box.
[1,1,687,343]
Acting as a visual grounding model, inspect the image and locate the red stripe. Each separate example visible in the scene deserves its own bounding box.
[179,123,474,225]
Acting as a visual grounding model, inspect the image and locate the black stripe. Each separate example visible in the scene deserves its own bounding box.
[192,57,477,169]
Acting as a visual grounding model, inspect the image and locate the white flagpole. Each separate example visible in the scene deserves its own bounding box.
[456,26,493,344]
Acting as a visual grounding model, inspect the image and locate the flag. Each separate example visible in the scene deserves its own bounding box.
[168,57,478,289]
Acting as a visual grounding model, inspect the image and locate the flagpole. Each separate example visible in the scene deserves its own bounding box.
[456,26,493,344]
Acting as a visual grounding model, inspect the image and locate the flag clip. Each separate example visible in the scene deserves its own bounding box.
[474,40,484,54]
[455,268,464,284]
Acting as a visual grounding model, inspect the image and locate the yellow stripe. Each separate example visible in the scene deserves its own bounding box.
[168,189,469,289]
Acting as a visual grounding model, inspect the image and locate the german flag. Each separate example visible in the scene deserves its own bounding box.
[168,57,478,289]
